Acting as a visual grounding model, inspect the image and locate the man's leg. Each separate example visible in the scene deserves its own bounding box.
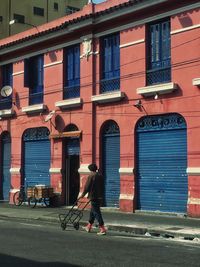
[91,200,104,227]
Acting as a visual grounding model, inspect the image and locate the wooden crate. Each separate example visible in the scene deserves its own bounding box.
[34,187,49,198]
[27,187,36,198]
[27,186,54,198]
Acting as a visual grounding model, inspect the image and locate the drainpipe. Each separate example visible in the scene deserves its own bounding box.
[91,3,96,164]
[46,0,49,23]
[9,0,11,36]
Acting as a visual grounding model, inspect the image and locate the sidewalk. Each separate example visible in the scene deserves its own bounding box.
[0,203,200,240]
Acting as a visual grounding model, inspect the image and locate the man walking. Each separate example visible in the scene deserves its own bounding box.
[79,163,106,235]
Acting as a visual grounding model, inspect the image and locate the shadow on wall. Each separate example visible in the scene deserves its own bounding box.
[178,14,193,27]
[55,115,65,132]
[0,253,80,267]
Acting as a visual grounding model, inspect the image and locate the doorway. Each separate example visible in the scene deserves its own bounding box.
[65,155,80,205]
[63,136,80,206]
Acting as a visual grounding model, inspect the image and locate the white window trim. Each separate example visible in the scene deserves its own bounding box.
[192,78,200,86]
[55,97,82,109]
[22,104,47,113]
[0,108,14,117]
[137,82,177,97]
[91,91,125,104]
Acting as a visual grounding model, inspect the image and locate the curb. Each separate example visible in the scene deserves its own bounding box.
[1,213,200,242]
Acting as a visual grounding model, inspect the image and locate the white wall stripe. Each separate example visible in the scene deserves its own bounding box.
[44,60,63,68]
[171,23,200,35]
[10,168,21,174]
[120,194,134,200]
[120,39,145,48]
[49,168,62,174]
[187,167,200,175]
[188,197,200,205]
[13,71,24,76]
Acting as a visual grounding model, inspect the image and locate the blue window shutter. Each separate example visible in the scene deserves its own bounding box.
[113,34,120,78]
[37,55,44,91]
[161,20,171,67]
[150,23,161,69]
[149,20,170,70]
[24,59,30,87]
[67,47,74,86]
[2,64,13,87]
[74,45,80,82]
[104,37,112,78]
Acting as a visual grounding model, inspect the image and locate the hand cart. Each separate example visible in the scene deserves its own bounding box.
[58,199,90,231]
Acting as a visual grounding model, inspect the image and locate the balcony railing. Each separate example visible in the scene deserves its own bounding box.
[100,77,120,94]
[29,92,43,105]
[64,84,80,99]
[0,97,12,110]
[146,67,171,86]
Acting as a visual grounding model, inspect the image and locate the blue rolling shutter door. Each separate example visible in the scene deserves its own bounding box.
[2,135,11,200]
[136,115,187,213]
[103,134,120,207]
[24,130,50,187]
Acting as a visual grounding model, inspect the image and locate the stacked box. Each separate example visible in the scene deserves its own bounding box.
[27,186,54,198]
[35,187,49,198]
[27,187,36,198]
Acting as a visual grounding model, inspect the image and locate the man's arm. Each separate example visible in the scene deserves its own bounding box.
[79,175,92,198]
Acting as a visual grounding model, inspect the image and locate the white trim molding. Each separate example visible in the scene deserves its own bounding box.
[91,91,125,104]
[187,167,200,176]
[49,168,62,174]
[171,23,200,35]
[22,104,47,114]
[192,78,200,86]
[13,71,24,76]
[10,189,20,194]
[10,168,21,174]
[44,60,63,68]
[120,39,145,49]
[119,167,134,175]
[188,197,200,205]
[120,194,134,201]
[137,82,178,97]
[55,97,82,109]
[78,164,90,174]
[0,108,15,118]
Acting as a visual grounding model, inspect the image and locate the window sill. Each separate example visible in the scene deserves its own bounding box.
[91,91,125,104]
[55,98,82,109]
[22,104,47,114]
[137,82,177,97]
[0,108,14,118]
[193,78,200,86]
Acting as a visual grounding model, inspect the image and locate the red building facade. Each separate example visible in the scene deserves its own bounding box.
[0,0,200,216]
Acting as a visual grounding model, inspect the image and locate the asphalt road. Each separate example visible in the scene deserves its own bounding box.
[0,218,199,267]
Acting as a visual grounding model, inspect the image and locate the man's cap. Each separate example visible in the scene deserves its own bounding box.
[88,163,97,172]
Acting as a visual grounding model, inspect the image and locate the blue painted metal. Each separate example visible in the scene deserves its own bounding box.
[100,33,120,93]
[23,128,50,187]
[24,55,44,105]
[2,133,11,201]
[2,63,13,87]
[136,114,188,213]
[147,19,171,85]
[66,138,80,156]
[0,64,13,110]
[64,44,80,99]
[102,121,120,207]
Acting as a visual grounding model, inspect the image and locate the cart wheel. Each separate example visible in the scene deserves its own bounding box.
[28,197,37,208]
[61,222,66,230]
[13,191,23,206]
[73,222,79,230]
